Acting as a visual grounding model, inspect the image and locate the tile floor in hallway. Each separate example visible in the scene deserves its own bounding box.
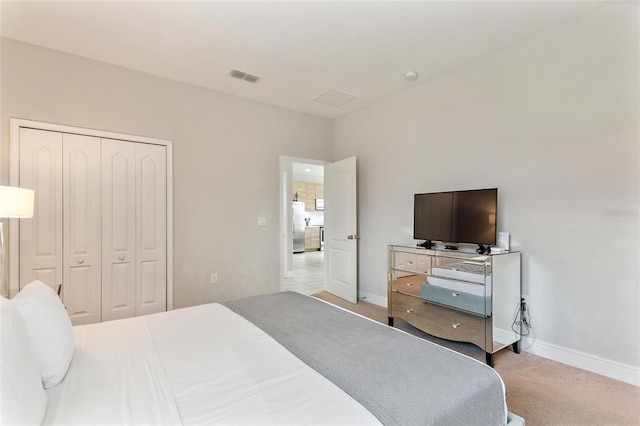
[283,250,325,296]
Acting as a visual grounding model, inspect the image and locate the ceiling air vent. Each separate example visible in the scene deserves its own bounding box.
[312,90,357,107]
[229,69,261,83]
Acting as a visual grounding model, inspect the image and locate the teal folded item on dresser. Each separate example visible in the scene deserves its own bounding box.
[420,283,487,316]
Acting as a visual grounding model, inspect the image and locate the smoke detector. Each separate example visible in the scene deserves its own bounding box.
[404,71,418,81]
[229,69,261,83]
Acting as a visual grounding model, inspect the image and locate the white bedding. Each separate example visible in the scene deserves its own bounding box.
[43,303,380,425]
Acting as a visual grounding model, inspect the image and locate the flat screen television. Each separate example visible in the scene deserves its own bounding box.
[414,188,497,251]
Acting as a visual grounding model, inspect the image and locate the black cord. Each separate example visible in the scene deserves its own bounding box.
[512,299,532,336]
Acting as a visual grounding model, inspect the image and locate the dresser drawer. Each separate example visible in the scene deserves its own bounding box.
[392,251,430,273]
[420,283,487,316]
[390,275,426,298]
[391,292,486,349]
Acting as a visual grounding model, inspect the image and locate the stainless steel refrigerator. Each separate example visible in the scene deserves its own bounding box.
[292,201,305,253]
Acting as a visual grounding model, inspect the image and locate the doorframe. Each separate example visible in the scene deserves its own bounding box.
[279,155,328,288]
[8,118,174,309]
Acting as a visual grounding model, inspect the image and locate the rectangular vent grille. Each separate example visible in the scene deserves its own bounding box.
[312,90,357,107]
[229,69,261,83]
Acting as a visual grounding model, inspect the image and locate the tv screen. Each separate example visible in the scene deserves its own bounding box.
[414,188,497,247]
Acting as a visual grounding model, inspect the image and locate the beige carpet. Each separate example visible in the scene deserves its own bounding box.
[312,291,640,426]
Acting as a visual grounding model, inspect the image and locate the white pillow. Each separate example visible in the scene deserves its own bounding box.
[0,296,48,425]
[12,280,74,389]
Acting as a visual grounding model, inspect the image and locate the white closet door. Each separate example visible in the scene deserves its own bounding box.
[135,143,167,316]
[101,139,136,321]
[19,128,63,292]
[63,134,102,325]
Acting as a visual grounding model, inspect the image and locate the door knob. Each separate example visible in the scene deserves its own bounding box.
[347,234,359,240]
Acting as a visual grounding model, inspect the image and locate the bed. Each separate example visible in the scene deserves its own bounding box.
[1,281,517,425]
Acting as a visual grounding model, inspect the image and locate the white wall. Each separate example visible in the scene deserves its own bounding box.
[0,38,332,308]
[332,4,639,382]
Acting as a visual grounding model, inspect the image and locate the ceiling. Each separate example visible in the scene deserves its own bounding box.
[1,1,601,119]
[292,163,324,184]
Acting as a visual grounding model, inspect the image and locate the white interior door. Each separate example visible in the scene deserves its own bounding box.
[324,156,358,303]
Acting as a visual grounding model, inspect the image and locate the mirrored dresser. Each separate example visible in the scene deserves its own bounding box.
[388,244,522,366]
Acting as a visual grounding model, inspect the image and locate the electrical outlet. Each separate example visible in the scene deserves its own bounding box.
[520,295,531,329]
[210,273,218,284]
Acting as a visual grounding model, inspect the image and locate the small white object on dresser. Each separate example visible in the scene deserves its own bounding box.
[497,232,510,250]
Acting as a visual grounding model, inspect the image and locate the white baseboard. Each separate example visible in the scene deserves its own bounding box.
[522,336,640,387]
[358,291,387,308]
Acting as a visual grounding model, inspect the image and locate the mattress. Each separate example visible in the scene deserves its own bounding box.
[43,292,507,425]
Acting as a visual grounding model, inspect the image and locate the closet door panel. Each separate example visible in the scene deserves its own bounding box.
[102,139,136,321]
[139,260,160,306]
[66,265,93,318]
[19,128,63,293]
[136,143,167,316]
[109,262,135,311]
[63,134,102,325]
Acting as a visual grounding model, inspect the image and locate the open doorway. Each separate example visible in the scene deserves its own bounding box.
[279,156,326,296]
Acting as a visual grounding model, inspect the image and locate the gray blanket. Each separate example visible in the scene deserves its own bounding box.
[223,291,506,426]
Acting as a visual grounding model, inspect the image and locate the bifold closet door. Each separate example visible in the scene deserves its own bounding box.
[62,134,102,325]
[19,128,63,291]
[135,142,167,317]
[19,130,102,325]
[101,139,137,321]
[18,127,168,324]
[102,139,167,321]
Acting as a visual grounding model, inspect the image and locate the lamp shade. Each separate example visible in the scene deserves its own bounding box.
[0,185,35,218]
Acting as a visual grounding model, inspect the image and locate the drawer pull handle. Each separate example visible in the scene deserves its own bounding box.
[452,291,460,297]
[406,260,413,265]
[452,323,461,329]
[77,259,84,264]
[406,282,414,286]
[118,255,125,261]
[406,308,414,314]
